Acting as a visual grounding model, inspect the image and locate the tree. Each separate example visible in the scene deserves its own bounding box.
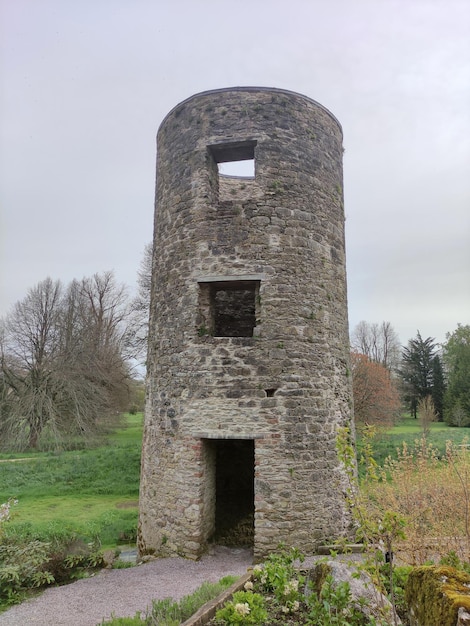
[126,242,152,365]
[431,355,446,421]
[442,324,470,426]
[418,395,437,437]
[351,352,401,427]
[399,332,437,418]
[351,321,401,371]
[0,272,132,449]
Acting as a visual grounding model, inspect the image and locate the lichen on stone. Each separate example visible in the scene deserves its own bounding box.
[405,565,470,626]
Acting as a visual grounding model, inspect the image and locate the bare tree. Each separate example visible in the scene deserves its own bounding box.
[418,395,437,438]
[125,242,152,365]
[351,320,401,371]
[0,272,132,450]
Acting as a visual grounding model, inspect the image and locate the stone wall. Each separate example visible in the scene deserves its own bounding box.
[138,87,356,560]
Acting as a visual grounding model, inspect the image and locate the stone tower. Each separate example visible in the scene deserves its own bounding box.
[138,87,355,561]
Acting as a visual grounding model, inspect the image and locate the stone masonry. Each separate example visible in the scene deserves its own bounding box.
[138,87,356,561]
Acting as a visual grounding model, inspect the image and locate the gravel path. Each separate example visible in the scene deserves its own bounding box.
[0,546,253,626]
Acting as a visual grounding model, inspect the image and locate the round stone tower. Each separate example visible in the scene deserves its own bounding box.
[138,87,356,561]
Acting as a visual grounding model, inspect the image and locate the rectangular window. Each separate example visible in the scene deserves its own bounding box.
[209,140,257,179]
[198,279,260,338]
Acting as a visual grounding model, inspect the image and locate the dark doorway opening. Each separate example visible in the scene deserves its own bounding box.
[212,439,254,547]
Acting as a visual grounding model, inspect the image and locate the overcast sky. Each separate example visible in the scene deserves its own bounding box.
[1,0,469,347]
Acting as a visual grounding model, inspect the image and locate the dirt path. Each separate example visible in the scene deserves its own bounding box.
[0,546,253,626]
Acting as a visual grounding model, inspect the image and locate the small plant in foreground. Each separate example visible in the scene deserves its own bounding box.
[215,590,267,625]
[337,426,405,625]
[307,574,379,625]
[101,576,238,625]
[253,544,304,612]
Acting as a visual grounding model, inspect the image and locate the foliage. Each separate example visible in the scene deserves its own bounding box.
[417,395,437,437]
[351,352,401,426]
[399,331,440,418]
[431,355,446,421]
[337,426,408,625]
[0,272,133,450]
[351,321,401,372]
[307,574,378,625]
[0,530,104,606]
[379,564,412,624]
[101,576,238,625]
[215,590,268,625]
[125,242,152,365]
[252,545,304,612]
[364,436,470,565]
[443,324,470,426]
[447,401,470,427]
[215,546,388,625]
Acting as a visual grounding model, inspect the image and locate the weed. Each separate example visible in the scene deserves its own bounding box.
[268,180,283,193]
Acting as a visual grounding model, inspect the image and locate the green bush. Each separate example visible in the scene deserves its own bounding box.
[252,544,304,611]
[0,534,104,607]
[215,590,267,625]
[307,574,377,625]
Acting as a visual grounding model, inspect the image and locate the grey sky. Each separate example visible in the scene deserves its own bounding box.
[1,0,469,346]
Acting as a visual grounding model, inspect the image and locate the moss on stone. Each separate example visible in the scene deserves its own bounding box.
[405,565,470,626]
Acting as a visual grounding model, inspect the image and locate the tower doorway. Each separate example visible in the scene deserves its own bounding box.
[211,439,254,547]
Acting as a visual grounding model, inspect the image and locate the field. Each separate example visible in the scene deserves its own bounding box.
[357,414,469,468]
[0,413,142,548]
[1,412,469,549]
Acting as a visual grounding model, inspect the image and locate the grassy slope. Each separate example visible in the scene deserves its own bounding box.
[0,413,143,547]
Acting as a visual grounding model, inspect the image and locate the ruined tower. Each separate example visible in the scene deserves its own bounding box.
[138,87,355,560]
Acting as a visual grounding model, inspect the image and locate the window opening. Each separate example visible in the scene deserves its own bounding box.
[265,388,277,397]
[198,279,260,338]
[209,140,257,180]
[218,159,255,178]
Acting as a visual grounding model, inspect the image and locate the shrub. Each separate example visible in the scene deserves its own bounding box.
[252,544,304,611]
[215,590,267,625]
[365,437,470,564]
[0,533,104,606]
[307,574,377,625]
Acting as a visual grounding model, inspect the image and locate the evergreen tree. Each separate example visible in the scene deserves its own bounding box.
[431,354,446,421]
[400,331,437,418]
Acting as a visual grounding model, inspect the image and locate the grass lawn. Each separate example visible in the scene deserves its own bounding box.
[0,413,143,548]
[358,414,470,467]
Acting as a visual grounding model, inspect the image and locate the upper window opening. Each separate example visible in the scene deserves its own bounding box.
[209,141,257,180]
[218,159,255,178]
[198,279,260,338]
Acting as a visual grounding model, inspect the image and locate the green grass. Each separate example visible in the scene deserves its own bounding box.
[0,413,143,548]
[358,414,470,468]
